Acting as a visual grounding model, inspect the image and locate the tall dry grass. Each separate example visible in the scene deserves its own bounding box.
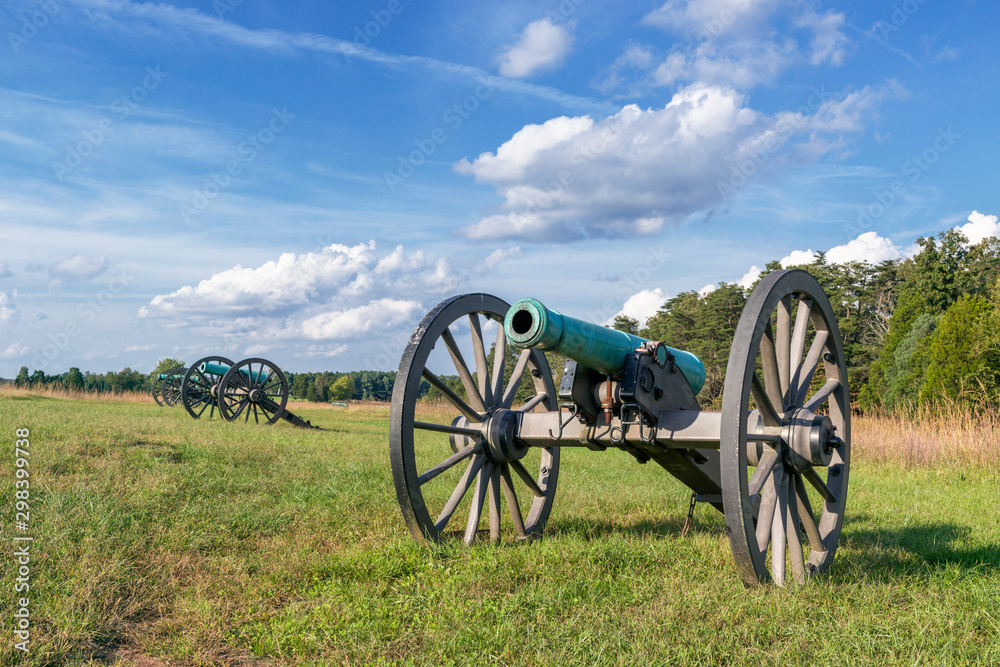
[853,405,998,469]
[0,384,155,403]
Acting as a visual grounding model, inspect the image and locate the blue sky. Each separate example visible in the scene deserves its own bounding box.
[1,0,997,377]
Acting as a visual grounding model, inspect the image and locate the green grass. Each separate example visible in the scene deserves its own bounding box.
[1,395,998,666]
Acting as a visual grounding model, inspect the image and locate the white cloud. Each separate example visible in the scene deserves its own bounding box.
[0,290,18,322]
[455,83,894,242]
[643,0,781,38]
[125,344,155,352]
[2,343,28,359]
[738,265,762,289]
[300,299,422,340]
[780,249,818,267]
[826,231,903,264]
[698,283,717,297]
[796,10,850,66]
[48,254,109,282]
[498,19,574,78]
[476,247,523,275]
[955,210,1000,245]
[137,240,506,347]
[606,288,666,329]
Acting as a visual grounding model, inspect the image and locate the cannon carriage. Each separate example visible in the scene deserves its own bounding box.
[180,356,319,429]
[153,367,187,407]
[389,269,850,586]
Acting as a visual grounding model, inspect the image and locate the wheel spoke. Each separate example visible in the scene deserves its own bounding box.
[421,368,483,423]
[441,328,488,413]
[804,378,840,413]
[468,313,492,407]
[755,476,778,556]
[771,468,789,586]
[418,443,481,485]
[488,465,502,542]
[510,459,544,497]
[491,322,507,409]
[464,462,492,544]
[748,448,780,501]
[414,421,481,438]
[803,467,838,504]
[776,296,792,403]
[794,474,825,554]
[751,371,781,426]
[789,299,812,381]
[519,391,548,413]
[435,454,486,533]
[786,477,806,584]
[760,321,784,413]
[795,330,829,406]
[499,464,527,538]
[501,349,531,409]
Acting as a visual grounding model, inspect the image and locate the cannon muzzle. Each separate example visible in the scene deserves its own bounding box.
[198,361,269,383]
[504,298,705,395]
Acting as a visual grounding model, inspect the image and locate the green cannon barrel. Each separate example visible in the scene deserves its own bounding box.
[504,298,705,395]
[198,361,269,383]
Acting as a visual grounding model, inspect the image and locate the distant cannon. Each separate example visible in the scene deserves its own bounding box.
[389,270,850,587]
[153,367,186,407]
[180,355,318,428]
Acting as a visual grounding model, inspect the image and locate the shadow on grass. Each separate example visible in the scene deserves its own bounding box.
[843,519,1000,579]
[548,514,727,541]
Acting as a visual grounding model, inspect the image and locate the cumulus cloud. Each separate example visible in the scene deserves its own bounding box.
[698,283,717,297]
[2,343,28,359]
[48,254,109,281]
[780,249,818,266]
[606,288,666,329]
[826,231,904,264]
[0,290,17,322]
[455,83,894,242]
[139,240,517,345]
[738,265,762,289]
[955,210,1000,245]
[125,344,155,352]
[497,19,574,78]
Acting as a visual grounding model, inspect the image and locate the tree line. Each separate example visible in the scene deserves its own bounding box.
[8,228,999,412]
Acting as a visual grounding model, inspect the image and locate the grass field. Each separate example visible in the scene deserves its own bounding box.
[1,389,998,666]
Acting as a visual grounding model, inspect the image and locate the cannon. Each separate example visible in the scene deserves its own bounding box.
[181,355,318,428]
[389,270,850,586]
[153,367,186,406]
[154,367,187,407]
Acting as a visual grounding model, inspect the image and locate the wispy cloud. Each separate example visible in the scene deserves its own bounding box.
[62,0,608,113]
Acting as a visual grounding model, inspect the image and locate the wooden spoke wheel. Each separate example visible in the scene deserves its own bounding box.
[721,269,850,586]
[181,356,235,420]
[160,367,186,407]
[153,371,170,406]
[390,294,559,545]
[218,357,289,425]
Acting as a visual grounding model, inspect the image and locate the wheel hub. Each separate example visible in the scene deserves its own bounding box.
[483,408,528,463]
[782,407,836,472]
[249,388,263,402]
